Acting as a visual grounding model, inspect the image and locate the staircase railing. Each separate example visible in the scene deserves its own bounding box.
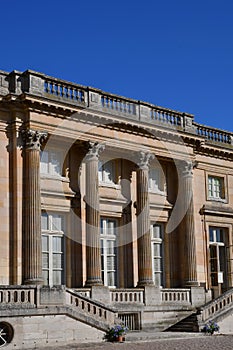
[197,288,233,323]
[66,289,116,326]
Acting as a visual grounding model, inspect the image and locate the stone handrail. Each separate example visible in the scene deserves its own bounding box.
[0,286,36,307]
[66,289,116,325]
[110,288,144,303]
[161,288,191,304]
[1,70,233,147]
[197,287,233,322]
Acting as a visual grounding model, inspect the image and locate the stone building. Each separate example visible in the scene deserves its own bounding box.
[0,69,233,348]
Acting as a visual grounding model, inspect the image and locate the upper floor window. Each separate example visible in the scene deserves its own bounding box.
[98,160,116,184]
[208,176,225,200]
[149,167,166,194]
[40,149,62,177]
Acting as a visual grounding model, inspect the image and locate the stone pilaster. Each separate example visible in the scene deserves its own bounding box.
[180,161,198,286]
[22,129,47,285]
[136,151,154,286]
[85,142,105,286]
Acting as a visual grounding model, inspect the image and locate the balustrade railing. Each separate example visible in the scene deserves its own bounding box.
[151,108,182,127]
[110,289,144,303]
[66,289,115,324]
[101,95,137,115]
[198,288,233,322]
[2,70,233,148]
[195,123,232,145]
[0,286,36,307]
[44,79,85,104]
[161,289,191,304]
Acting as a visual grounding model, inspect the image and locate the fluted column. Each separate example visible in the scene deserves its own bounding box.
[180,161,198,286]
[22,129,47,285]
[85,142,105,286]
[136,151,154,286]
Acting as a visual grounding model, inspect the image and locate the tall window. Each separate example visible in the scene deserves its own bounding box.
[100,218,117,287]
[41,212,65,286]
[151,223,164,287]
[40,149,62,176]
[149,167,165,194]
[208,176,225,200]
[98,160,116,184]
[209,227,226,287]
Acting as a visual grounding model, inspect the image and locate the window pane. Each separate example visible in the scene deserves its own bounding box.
[52,215,63,231]
[209,229,214,242]
[41,213,48,231]
[107,272,115,286]
[50,151,61,176]
[103,161,114,183]
[42,235,48,251]
[53,253,62,269]
[108,220,116,235]
[40,151,49,174]
[42,270,49,285]
[53,270,62,285]
[53,236,62,252]
[107,240,114,254]
[42,253,49,268]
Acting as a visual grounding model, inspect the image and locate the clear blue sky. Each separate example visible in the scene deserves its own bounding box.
[1,0,233,131]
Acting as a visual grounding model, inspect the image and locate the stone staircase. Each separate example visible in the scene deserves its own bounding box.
[165,287,233,332]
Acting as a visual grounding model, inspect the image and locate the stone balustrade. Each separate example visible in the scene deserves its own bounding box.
[1,70,232,147]
[161,288,191,304]
[195,123,233,145]
[110,288,144,303]
[198,287,233,322]
[66,289,115,324]
[0,286,36,308]
[44,78,86,104]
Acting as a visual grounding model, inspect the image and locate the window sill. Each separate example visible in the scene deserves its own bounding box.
[99,181,120,190]
[207,197,227,204]
[40,174,69,182]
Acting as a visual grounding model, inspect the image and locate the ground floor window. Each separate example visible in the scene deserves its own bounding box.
[151,223,164,287]
[209,227,227,289]
[41,212,65,286]
[100,218,118,287]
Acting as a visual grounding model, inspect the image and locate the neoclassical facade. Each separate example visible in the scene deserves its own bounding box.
[0,69,233,348]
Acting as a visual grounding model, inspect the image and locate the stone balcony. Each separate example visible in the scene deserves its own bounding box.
[0,69,232,148]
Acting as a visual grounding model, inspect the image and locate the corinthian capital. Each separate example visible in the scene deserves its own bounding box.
[85,141,105,161]
[180,160,198,177]
[22,129,47,151]
[137,151,155,170]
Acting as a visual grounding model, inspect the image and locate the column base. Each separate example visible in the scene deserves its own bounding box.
[185,280,199,287]
[137,280,154,287]
[85,279,103,287]
[24,278,44,285]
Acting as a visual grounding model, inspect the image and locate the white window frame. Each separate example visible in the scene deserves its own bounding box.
[207,175,225,201]
[40,149,63,177]
[150,223,164,287]
[41,212,65,287]
[209,227,226,287]
[100,218,118,288]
